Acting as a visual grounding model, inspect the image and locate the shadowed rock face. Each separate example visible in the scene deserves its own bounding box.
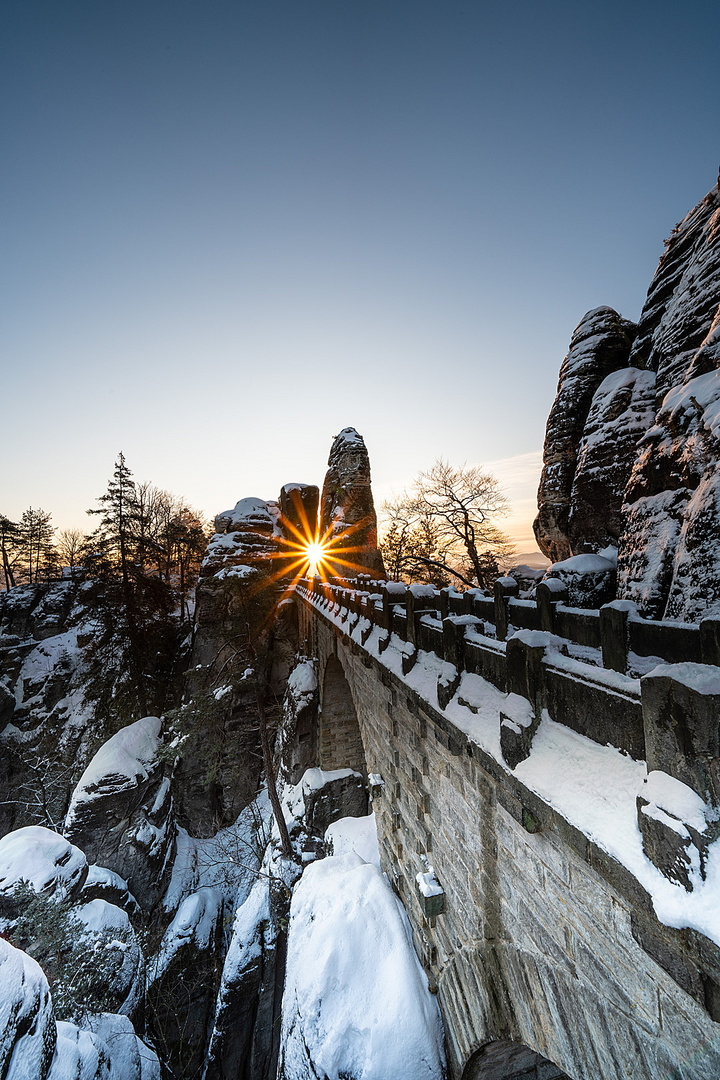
[63,717,174,911]
[534,308,638,562]
[279,484,319,544]
[567,366,656,553]
[319,427,386,577]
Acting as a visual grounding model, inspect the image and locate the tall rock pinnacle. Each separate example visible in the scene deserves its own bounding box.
[320,427,386,578]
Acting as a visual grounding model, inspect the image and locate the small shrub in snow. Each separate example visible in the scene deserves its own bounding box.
[5,883,134,1024]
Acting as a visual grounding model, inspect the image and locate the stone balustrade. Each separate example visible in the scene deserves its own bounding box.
[296,574,720,895]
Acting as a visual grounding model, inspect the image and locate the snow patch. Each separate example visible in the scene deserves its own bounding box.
[279,853,445,1080]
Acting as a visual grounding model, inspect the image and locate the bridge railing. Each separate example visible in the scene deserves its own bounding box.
[295,574,720,892]
[303,572,720,674]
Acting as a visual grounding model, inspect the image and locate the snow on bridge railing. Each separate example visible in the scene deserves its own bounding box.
[295,574,720,894]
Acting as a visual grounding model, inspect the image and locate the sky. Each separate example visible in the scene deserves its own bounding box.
[2,0,719,554]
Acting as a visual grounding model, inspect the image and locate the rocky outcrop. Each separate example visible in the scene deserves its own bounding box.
[279,483,320,544]
[628,183,720,402]
[617,183,720,619]
[147,887,224,1078]
[0,581,97,836]
[567,366,656,553]
[0,938,56,1080]
[204,873,290,1080]
[320,428,386,576]
[277,659,319,786]
[63,717,174,910]
[534,308,638,562]
[536,175,720,621]
[181,497,299,834]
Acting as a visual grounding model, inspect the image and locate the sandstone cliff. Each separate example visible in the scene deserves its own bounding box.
[320,427,386,577]
[535,175,720,620]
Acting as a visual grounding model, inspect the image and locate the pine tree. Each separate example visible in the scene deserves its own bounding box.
[18,507,56,584]
[0,515,22,589]
[81,454,177,727]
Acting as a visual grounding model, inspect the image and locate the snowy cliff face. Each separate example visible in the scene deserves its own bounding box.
[0,581,97,836]
[536,176,720,620]
[567,366,656,554]
[319,427,386,577]
[618,183,720,619]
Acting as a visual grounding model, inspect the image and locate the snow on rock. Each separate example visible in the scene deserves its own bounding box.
[205,843,302,1080]
[146,887,224,1078]
[535,177,720,621]
[148,887,223,984]
[416,867,443,898]
[86,1014,160,1080]
[640,770,712,835]
[286,659,317,698]
[568,366,656,553]
[0,826,87,901]
[278,852,445,1080]
[0,938,57,1080]
[214,497,282,536]
[75,900,145,1017]
[281,767,367,838]
[278,659,319,785]
[80,864,140,918]
[47,1014,161,1080]
[324,814,380,867]
[66,717,162,809]
[64,718,174,910]
[163,791,271,912]
[47,1022,111,1080]
[544,548,617,608]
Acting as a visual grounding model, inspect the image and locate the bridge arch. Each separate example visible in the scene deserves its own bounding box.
[318,654,367,774]
[462,1040,570,1080]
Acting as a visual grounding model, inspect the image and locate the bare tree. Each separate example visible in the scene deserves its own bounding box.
[55,528,84,577]
[380,459,514,588]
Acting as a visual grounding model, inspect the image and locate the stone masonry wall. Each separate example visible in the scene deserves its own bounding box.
[297,597,720,1080]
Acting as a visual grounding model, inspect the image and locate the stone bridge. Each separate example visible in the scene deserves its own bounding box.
[292,576,720,1080]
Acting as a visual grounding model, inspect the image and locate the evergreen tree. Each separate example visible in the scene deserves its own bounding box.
[0,515,22,590]
[81,454,178,727]
[18,507,56,583]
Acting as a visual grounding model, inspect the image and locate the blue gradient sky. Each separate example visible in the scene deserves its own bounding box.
[3,1,719,551]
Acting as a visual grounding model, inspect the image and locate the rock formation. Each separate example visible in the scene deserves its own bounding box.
[0,581,96,836]
[619,181,720,620]
[320,427,386,577]
[536,174,720,620]
[534,308,638,562]
[63,716,174,910]
[279,483,319,543]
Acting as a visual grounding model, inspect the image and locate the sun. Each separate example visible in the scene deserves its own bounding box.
[304,539,328,576]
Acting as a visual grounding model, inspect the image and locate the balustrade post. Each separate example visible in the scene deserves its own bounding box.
[600,600,634,674]
[638,664,720,890]
[536,579,567,633]
[494,577,518,641]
